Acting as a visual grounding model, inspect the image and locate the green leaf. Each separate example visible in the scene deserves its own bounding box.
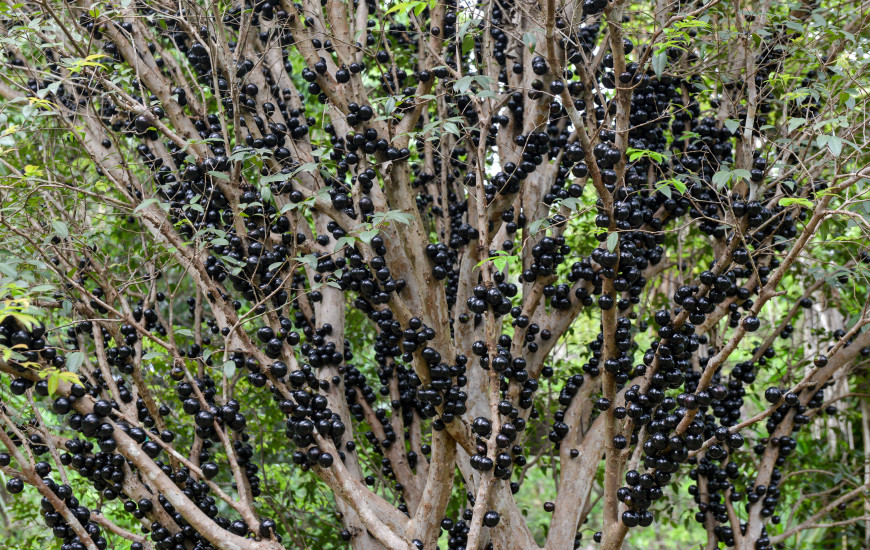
[527,218,546,235]
[260,172,287,185]
[456,19,476,42]
[134,198,159,212]
[295,162,319,176]
[58,372,82,386]
[827,135,844,157]
[443,122,460,137]
[47,373,59,396]
[385,1,416,14]
[295,254,319,270]
[66,351,85,373]
[779,197,814,209]
[561,197,580,212]
[223,360,236,378]
[51,220,69,239]
[352,228,376,244]
[656,182,672,198]
[627,148,666,163]
[493,254,518,272]
[652,52,667,77]
[220,254,246,267]
[606,232,619,252]
[846,94,856,110]
[0,262,17,278]
[723,119,740,134]
[655,178,686,198]
[732,169,752,181]
[373,210,414,226]
[475,252,519,272]
[712,170,732,189]
[142,351,163,360]
[787,117,806,133]
[462,34,474,55]
[334,236,357,252]
[384,96,397,116]
[228,147,256,163]
[523,31,537,53]
[454,75,473,93]
[280,201,303,213]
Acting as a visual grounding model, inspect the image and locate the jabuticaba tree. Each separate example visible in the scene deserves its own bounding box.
[0,0,868,548]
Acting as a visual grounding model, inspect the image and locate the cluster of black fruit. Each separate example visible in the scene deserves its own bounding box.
[0,0,866,548]
[0,307,282,549]
[2,452,117,550]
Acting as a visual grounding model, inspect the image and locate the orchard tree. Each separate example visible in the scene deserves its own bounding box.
[0,0,869,549]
